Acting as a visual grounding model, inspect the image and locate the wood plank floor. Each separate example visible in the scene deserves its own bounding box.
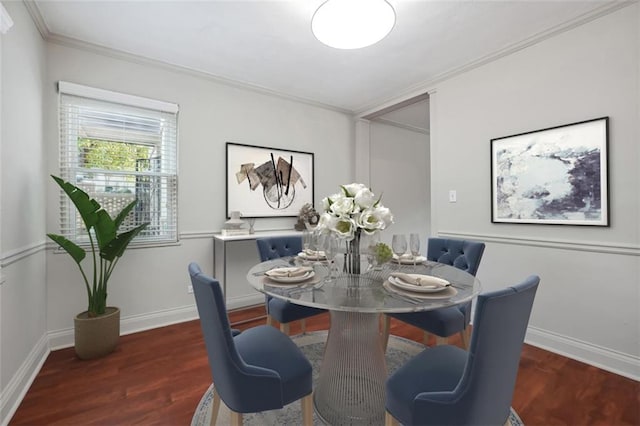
[10,306,640,425]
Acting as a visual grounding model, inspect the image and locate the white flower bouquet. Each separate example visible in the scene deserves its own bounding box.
[317,183,393,240]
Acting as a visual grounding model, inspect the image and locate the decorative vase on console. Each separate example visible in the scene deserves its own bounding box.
[316,183,393,275]
[222,211,248,236]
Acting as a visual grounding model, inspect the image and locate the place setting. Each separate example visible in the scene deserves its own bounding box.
[262,266,320,287]
[297,249,327,262]
[298,229,328,261]
[384,271,458,300]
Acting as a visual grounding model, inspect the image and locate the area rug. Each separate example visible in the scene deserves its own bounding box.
[192,331,523,425]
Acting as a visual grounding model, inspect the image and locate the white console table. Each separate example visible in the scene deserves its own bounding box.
[213,229,302,310]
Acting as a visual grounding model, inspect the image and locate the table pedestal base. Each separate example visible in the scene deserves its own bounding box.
[313,311,387,425]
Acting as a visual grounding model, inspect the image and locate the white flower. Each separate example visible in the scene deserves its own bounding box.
[374,205,394,228]
[322,193,341,212]
[317,212,335,232]
[332,217,356,239]
[330,196,355,216]
[357,209,383,233]
[354,188,375,209]
[357,206,394,233]
[319,183,393,241]
[342,183,367,197]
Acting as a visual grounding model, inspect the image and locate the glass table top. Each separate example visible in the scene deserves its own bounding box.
[247,256,482,313]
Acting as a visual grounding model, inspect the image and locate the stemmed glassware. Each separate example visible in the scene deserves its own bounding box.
[363,232,381,272]
[322,233,339,281]
[409,233,420,268]
[308,229,324,267]
[391,234,407,269]
[302,229,312,253]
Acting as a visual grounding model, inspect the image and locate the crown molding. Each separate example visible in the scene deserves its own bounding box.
[354,1,636,117]
[0,1,14,34]
[371,118,430,135]
[24,0,351,115]
[44,33,353,116]
[22,0,48,38]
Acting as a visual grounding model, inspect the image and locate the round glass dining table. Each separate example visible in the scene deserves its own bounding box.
[247,257,481,425]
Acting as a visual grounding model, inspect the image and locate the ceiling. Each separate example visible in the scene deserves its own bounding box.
[31,0,626,114]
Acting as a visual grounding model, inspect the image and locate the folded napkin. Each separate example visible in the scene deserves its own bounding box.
[303,249,326,257]
[390,273,450,288]
[265,266,313,278]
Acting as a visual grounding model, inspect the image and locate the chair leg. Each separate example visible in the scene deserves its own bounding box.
[385,410,399,426]
[435,335,448,346]
[280,322,290,335]
[301,393,313,426]
[381,315,391,351]
[460,327,471,350]
[301,318,307,334]
[210,387,221,426]
[229,410,243,426]
[423,331,431,345]
[266,314,274,327]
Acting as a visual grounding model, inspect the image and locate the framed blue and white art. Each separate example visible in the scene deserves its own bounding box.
[491,117,609,226]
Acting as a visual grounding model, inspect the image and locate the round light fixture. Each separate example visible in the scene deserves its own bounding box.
[312,0,396,49]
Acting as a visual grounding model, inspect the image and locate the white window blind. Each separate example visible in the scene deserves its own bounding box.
[58,82,178,244]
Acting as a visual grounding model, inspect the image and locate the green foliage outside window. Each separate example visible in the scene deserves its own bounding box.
[78,138,152,172]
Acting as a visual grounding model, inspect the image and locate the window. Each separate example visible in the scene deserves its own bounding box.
[58,82,178,244]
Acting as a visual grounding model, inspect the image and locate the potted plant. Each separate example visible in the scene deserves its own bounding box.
[47,175,148,359]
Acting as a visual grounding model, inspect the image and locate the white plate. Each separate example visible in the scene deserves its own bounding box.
[297,251,327,261]
[384,280,458,299]
[391,255,427,264]
[388,275,451,293]
[262,275,321,288]
[265,268,315,283]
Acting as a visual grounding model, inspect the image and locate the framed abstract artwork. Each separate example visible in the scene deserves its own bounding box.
[491,117,609,226]
[226,142,314,218]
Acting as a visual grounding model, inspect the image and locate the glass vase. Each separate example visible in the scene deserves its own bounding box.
[343,230,361,275]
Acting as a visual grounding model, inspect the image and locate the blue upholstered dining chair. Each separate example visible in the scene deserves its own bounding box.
[256,236,326,334]
[385,275,540,426]
[383,237,485,350]
[188,263,313,426]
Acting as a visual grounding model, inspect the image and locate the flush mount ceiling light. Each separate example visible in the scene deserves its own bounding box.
[312,0,396,49]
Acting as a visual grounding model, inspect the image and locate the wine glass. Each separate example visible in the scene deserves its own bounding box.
[309,229,323,266]
[391,234,407,269]
[322,234,339,281]
[363,232,380,272]
[409,233,420,268]
[302,229,312,253]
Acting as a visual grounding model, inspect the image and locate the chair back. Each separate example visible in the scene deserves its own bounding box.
[256,236,303,261]
[188,263,278,412]
[427,275,539,424]
[427,238,485,276]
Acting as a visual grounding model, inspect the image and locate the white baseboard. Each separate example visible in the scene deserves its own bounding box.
[48,304,200,350]
[1,334,49,426]
[525,326,640,381]
[47,296,263,351]
[226,294,264,311]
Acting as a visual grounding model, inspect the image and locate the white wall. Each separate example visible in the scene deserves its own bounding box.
[429,4,639,378]
[370,121,430,248]
[0,1,48,422]
[44,43,354,344]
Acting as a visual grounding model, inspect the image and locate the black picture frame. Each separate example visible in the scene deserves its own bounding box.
[225,142,315,218]
[490,117,609,226]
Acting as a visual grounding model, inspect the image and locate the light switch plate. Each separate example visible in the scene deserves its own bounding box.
[449,190,457,203]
